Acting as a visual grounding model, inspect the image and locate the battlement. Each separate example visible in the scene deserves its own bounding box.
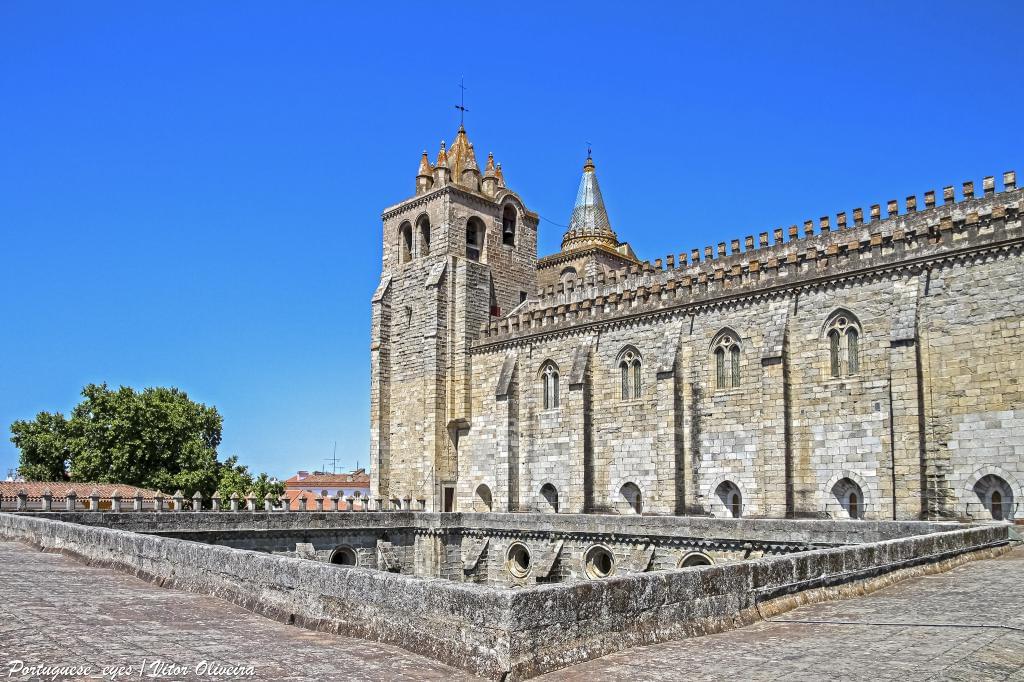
[474,170,1020,348]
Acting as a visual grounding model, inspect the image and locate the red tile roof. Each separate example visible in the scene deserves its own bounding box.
[282,489,368,511]
[0,481,164,500]
[283,470,370,488]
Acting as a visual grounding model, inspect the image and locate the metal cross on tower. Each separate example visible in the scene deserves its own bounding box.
[455,76,469,126]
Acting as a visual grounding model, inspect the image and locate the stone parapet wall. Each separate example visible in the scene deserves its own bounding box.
[476,183,1021,347]
[0,512,1008,679]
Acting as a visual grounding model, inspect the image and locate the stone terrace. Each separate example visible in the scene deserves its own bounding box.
[1,540,1021,680]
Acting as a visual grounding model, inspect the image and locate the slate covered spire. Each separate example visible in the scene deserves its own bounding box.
[561,153,618,252]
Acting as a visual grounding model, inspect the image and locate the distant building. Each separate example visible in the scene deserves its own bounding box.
[283,469,370,510]
[0,482,164,510]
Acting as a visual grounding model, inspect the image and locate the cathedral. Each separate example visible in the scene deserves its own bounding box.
[369,124,1022,522]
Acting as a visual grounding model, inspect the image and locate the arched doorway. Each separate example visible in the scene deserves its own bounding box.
[973,474,1014,521]
[831,477,865,520]
[714,481,742,518]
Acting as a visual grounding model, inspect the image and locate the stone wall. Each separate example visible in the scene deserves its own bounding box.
[457,180,1023,522]
[0,511,1008,679]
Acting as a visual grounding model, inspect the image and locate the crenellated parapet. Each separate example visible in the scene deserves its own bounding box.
[475,171,1020,349]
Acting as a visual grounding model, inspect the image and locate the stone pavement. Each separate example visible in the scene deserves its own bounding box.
[541,544,1024,682]
[1,541,1022,681]
[0,541,472,681]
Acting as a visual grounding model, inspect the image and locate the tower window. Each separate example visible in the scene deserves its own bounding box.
[502,204,517,246]
[398,222,413,264]
[466,217,485,261]
[417,215,430,257]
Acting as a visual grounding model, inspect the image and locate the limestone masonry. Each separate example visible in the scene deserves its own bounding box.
[370,125,1022,523]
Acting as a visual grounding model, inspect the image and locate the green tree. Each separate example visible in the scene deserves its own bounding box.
[10,411,72,481]
[9,384,278,499]
[215,456,284,503]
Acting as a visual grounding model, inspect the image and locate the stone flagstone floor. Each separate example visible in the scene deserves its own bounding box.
[1,540,1022,681]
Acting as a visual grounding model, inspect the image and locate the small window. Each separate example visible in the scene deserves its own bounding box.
[520,291,528,304]
[825,311,862,377]
[541,361,559,409]
[618,348,642,400]
[712,330,741,389]
[540,483,559,513]
[502,204,516,246]
[507,543,531,578]
[584,545,615,580]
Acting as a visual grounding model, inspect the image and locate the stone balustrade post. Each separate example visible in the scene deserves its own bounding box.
[279,495,290,511]
[342,496,352,512]
[229,492,240,512]
[328,494,339,511]
[65,490,77,511]
[172,490,184,512]
[211,491,222,512]
[403,496,412,511]
[16,489,28,512]
[263,493,274,512]
[41,489,53,512]
[153,493,164,512]
[298,495,307,512]
[133,492,143,512]
[110,489,122,513]
[417,498,426,511]
[89,488,101,512]
[192,491,203,511]
[375,497,383,512]
[246,492,256,511]
[314,495,324,512]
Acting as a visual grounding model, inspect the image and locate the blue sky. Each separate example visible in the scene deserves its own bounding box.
[2,1,1022,480]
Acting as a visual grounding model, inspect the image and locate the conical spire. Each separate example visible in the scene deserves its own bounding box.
[447,124,479,186]
[417,150,433,177]
[561,153,618,252]
[435,140,448,168]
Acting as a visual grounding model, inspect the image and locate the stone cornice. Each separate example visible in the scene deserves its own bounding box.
[381,184,539,224]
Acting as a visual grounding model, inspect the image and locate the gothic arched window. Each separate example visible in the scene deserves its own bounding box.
[466,217,485,262]
[618,347,642,400]
[398,222,413,264]
[417,215,431,257]
[541,361,559,410]
[825,310,862,378]
[712,329,741,389]
[502,204,517,246]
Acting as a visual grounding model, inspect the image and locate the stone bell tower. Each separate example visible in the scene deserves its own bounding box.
[370,125,539,511]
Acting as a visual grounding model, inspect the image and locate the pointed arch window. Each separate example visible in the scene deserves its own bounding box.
[618,348,642,400]
[825,311,862,377]
[712,330,741,389]
[541,361,559,410]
